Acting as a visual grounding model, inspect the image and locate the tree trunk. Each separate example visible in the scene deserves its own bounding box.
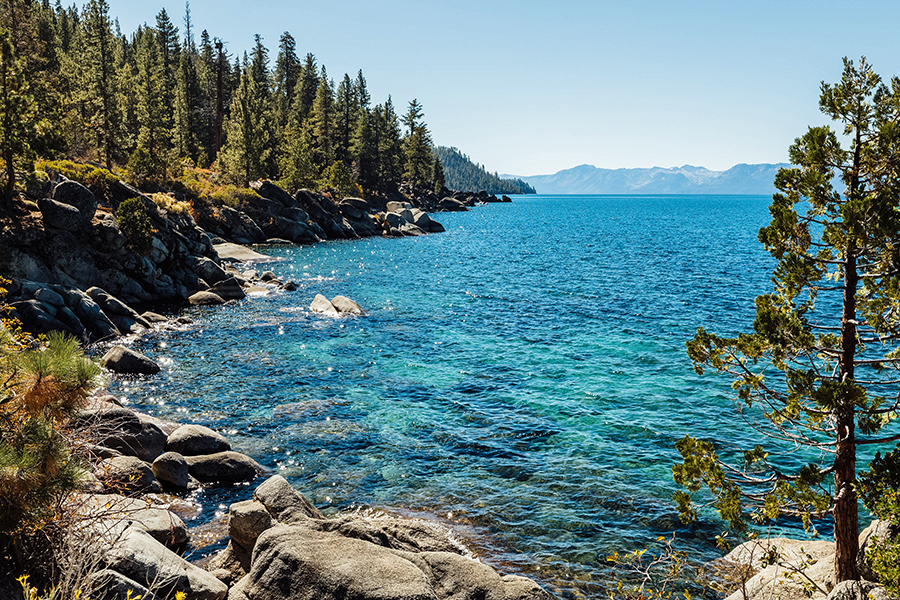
[834,144,861,581]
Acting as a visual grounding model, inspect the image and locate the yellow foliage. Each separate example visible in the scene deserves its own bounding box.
[35,159,121,191]
[151,192,191,215]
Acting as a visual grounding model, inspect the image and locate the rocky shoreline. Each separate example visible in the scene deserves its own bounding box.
[0,172,553,598]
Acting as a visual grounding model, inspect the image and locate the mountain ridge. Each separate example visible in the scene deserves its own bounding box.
[503,163,790,195]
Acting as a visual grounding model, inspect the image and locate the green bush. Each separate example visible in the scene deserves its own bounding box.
[115,197,154,255]
[35,159,120,192]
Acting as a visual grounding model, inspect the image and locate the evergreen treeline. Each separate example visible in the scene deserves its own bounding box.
[434,146,535,195]
[0,0,448,204]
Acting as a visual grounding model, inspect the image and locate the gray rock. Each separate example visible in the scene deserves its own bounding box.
[826,580,889,600]
[34,286,65,307]
[141,311,168,323]
[386,201,413,213]
[52,180,98,221]
[282,281,298,291]
[38,197,84,231]
[283,207,310,222]
[254,475,324,523]
[260,271,277,282]
[186,255,229,285]
[310,294,338,315]
[384,211,406,229]
[859,519,898,582]
[205,541,250,586]
[213,242,273,263]
[101,346,161,375]
[72,293,121,339]
[331,295,365,315]
[399,222,427,236]
[228,524,437,600]
[399,550,555,600]
[105,527,228,600]
[77,493,187,550]
[96,455,162,494]
[152,452,191,491]
[75,407,167,462]
[166,424,231,456]
[211,277,245,300]
[188,291,226,306]
[229,499,273,550]
[87,569,159,600]
[438,197,469,212]
[184,451,266,484]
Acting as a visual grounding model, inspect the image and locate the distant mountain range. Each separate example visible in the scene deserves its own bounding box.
[503,163,790,195]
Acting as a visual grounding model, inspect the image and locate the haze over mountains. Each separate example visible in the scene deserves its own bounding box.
[505,163,790,195]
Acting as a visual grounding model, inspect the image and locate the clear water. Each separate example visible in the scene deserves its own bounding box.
[109,195,838,597]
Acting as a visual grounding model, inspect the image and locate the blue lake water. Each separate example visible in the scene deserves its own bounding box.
[109,194,845,597]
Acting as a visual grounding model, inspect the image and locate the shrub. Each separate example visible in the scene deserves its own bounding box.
[0,326,100,540]
[35,160,120,192]
[115,197,154,255]
[151,192,190,215]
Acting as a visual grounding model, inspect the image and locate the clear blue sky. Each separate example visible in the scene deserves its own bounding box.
[106,0,900,176]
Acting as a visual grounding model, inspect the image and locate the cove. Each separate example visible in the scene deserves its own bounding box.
[109,194,813,597]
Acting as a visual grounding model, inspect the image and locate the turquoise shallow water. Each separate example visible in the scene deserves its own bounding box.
[110,195,832,597]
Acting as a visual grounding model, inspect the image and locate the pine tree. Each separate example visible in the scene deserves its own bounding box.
[306,66,334,170]
[432,155,445,193]
[81,0,120,167]
[402,98,433,187]
[273,31,299,136]
[155,8,179,135]
[375,97,403,190]
[218,64,270,185]
[675,57,900,583]
[128,25,167,182]
[350,107,377,190]
[292,52,317,124]
[0,27,34,206]
[334,73,356,166]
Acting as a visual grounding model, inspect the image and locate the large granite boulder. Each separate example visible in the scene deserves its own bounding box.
[52,179,98,221]
[105,527,228,600]
[152,451,191,491]
[254,475,324,523]
[96,455,162,494]
[38,197,84,232]
[77,493,188,549]
[76,407,167,462]
[166,425,231,456]
[101,346,161,375]
[826,580,889,600]
[184,451,266,484]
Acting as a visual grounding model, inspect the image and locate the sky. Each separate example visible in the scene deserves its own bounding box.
[105,0,900,176]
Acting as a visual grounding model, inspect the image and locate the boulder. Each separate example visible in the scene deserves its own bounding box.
[188,291,226,306]
[254,475,324,523]
[211,277,246,300]
[331,295,364,315]
[213,242,274,263]
[399,222,427,237]
[184,451,266,484]
[52,179,98,221]
[96,455,162,494]
[859,519,898,581]
[75,407,167,462]
[101,346,161,375]
[438,197,469,212]
[310,294,338,315]
[229,499,273,550]
[186,255,230,285]
[141,311,169,323]
[228,524,437,600]
[77,493,188,549]
[38,197,84,232]
[250,180,299,209]
[386,201,412,213]
[152,452,191,492]
[206,541,250,586]
[87,569,159,600]
[105,527,228,600]
[165,425,231,456]
[826,580,889,600]
[720,537,836,600]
